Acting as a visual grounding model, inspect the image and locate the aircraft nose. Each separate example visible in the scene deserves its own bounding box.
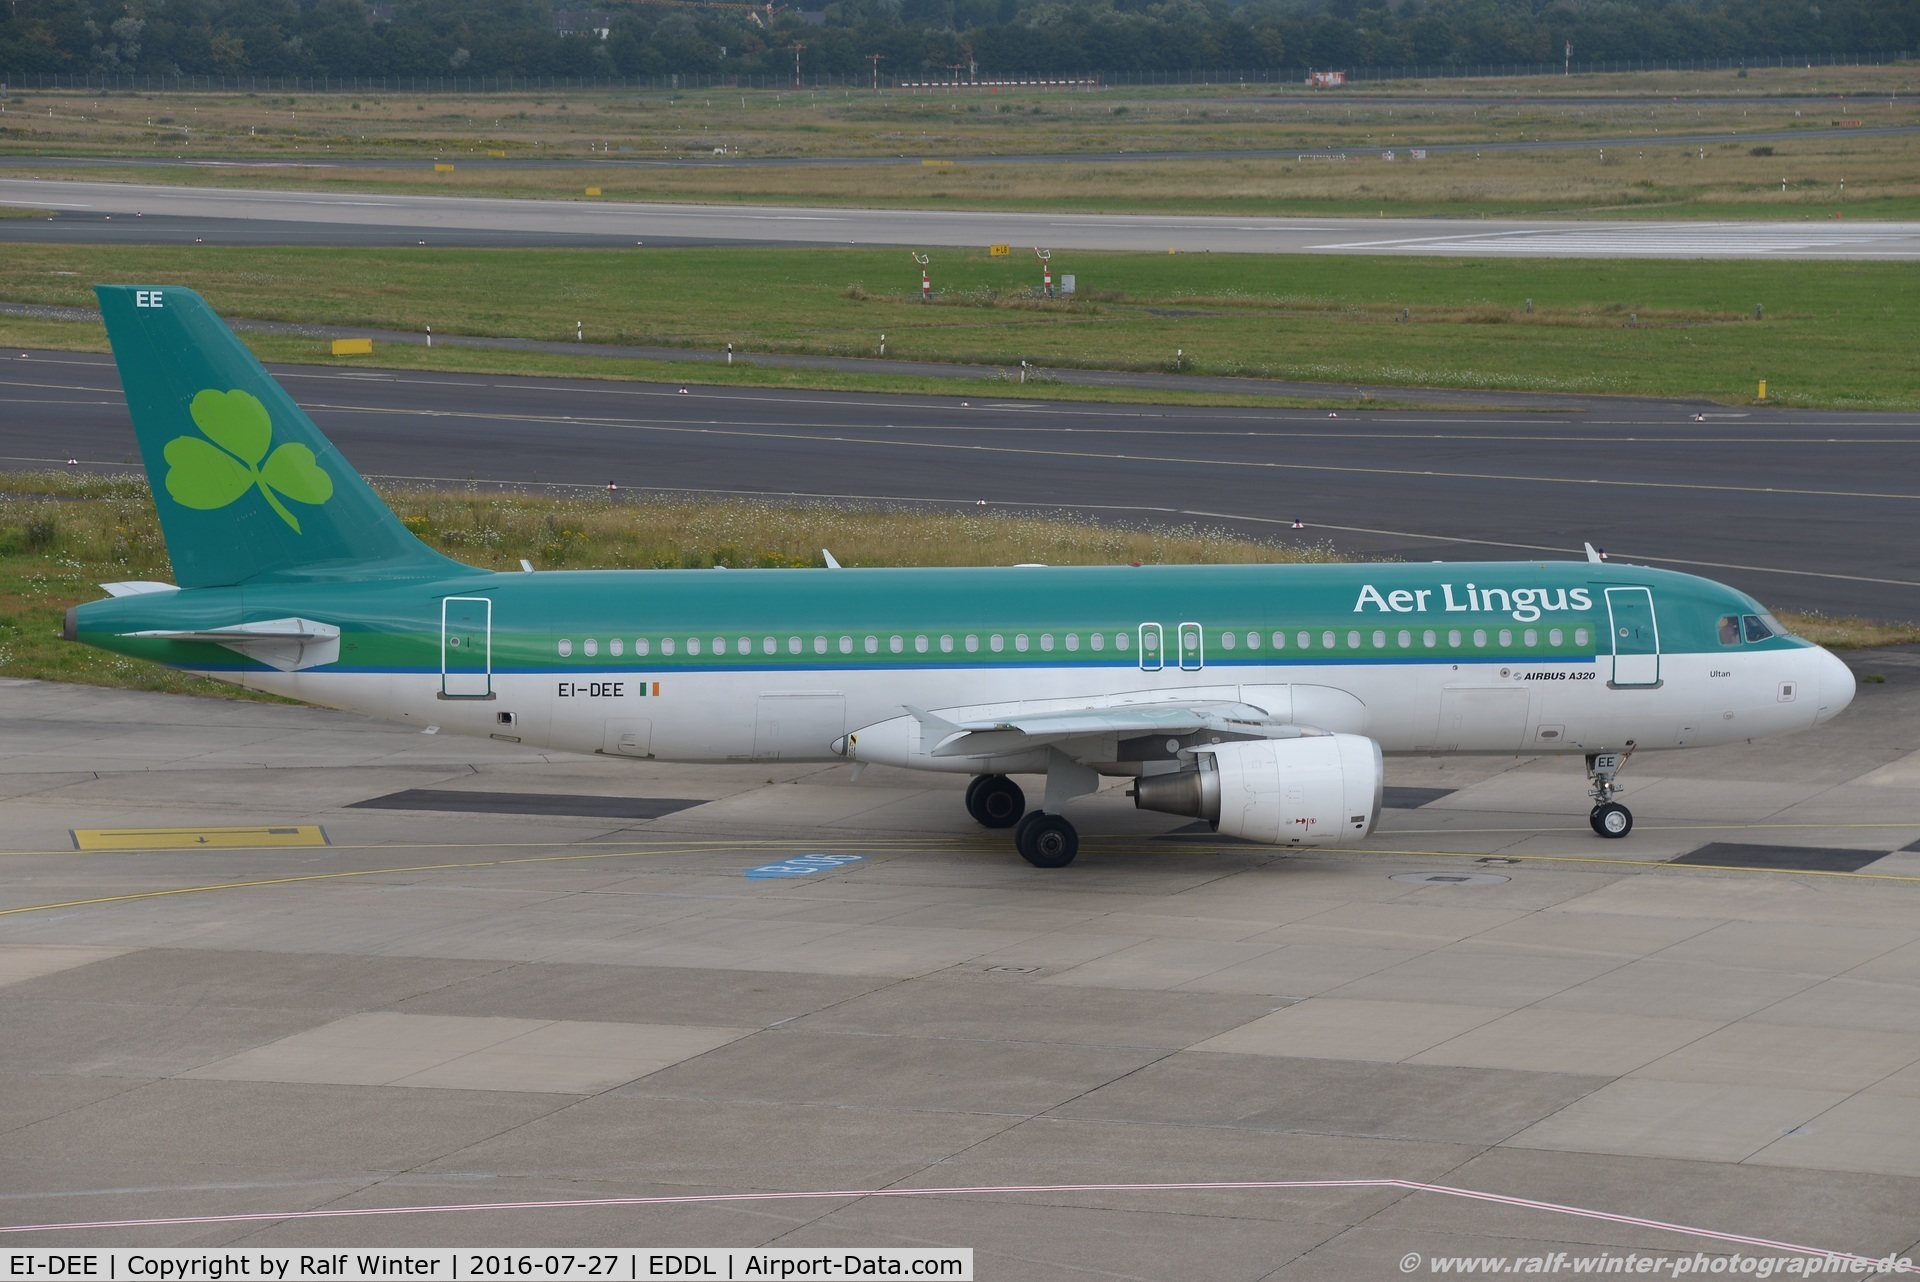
[1812,647,1856,725]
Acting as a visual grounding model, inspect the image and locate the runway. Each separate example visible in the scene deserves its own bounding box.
[4,178,1919,256]
[7,350,1918,619]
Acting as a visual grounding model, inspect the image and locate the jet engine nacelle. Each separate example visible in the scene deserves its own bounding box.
[1132,734,1383,845]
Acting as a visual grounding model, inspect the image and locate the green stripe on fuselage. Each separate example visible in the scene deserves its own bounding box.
[74,561,1806,677]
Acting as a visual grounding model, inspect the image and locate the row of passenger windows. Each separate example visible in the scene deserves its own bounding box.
[556,632,1134,658]
[552,626,1591,658]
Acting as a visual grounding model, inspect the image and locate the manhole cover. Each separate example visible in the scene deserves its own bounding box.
[987,965,1042,974]
[1390,871,1512,886]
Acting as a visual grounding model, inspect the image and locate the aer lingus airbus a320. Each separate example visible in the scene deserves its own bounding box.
[66,286,1856,866]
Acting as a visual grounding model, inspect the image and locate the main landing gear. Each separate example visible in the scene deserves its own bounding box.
[965,774,1025,829]
[1586,745,1636,839]
[967,775,1081,867]
[1014,811,1079,868]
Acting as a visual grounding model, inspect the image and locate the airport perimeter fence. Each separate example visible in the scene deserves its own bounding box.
[0,51,1911,93]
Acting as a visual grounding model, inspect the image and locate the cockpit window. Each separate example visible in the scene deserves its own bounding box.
[1743,614,1774,643]
[1717,615,1741,645]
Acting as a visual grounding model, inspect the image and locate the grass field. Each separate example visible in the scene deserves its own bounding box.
[1,470,1907,699]
[3,244,1912,406]
[0,315,1449,413]
[4,65,1918,217]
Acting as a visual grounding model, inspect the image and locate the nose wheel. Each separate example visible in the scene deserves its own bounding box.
[965,774,1025,829]
[1590,802,1633,838]
[1014,812,1079,867]
[1585,746,1636,840]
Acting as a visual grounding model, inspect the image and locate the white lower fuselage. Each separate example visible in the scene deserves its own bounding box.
[219,647,1828,770]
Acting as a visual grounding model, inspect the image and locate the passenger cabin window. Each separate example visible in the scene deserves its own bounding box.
[1718,615,1742,645]
[636,638,650,656]
[1743,614,1774,643]
[557,639,573,657]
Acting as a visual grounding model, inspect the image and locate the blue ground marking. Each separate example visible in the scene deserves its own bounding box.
[744,853,866,880]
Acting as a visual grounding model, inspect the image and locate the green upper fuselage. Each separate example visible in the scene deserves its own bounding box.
[73,559,1807,678]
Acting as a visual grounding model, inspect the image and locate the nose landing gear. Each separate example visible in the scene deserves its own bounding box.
[1586,745,1636,839]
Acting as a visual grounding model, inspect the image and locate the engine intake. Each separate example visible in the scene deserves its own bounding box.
[1132,734,1383,846]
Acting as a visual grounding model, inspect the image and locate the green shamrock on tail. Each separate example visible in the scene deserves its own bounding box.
[164,389,333,533]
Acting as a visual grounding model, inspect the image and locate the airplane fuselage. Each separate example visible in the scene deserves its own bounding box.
[73,560,1853,772]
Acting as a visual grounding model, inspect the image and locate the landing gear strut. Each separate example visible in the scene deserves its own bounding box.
[1015,811,1079,868]
[965,774,1025,829]
[1586,745,1636,839]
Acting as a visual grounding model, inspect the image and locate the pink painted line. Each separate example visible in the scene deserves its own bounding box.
[3,1179,1914,1270]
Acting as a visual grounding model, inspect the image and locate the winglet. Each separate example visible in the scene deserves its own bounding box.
[1584,542,1605,564]
[822,548,842,569]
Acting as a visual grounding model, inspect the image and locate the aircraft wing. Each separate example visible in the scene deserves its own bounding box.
[912,699,1308,758]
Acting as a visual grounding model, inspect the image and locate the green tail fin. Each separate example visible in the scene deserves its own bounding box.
[97,284,474,588]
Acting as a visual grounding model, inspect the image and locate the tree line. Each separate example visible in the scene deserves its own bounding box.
[3,0,1914,81]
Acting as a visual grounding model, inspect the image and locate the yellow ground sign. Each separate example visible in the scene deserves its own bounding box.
[922,158,953,168]
[434,163,455,173]
[584,186,602,196]
[72,825,330,851]
[331,338,373,356]
[487,149,507,157]
[988,244,1011,256]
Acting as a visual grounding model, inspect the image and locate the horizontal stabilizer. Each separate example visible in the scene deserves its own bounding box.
[129,617,341,672]
[100,581,179,598]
